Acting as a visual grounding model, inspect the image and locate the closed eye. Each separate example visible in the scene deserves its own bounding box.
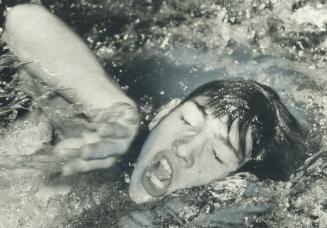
[180,115,191,126]
[212,148,224,164]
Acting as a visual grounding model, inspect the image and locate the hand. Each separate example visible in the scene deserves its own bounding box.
[53,102,139,175]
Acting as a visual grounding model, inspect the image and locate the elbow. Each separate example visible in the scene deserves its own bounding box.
[4,4,54,56]
[5,4,50,36]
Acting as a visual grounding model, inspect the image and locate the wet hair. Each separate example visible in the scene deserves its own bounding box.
[184,79,307,181]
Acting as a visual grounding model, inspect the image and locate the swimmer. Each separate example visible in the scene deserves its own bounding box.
[129,80,307,203]
[4,4,307,204]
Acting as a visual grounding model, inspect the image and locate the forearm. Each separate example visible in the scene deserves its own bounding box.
[4,4,134,111]
[3,5,139,175]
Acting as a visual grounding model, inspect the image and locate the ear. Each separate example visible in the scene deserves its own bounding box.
[149,98,182,130]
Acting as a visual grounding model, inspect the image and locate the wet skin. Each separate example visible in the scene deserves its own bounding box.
[129,97,252,203]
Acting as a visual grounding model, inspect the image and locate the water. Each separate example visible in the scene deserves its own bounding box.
[1,0,327,227]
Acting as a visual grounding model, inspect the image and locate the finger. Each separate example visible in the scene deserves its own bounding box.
[54,133,102,161]
[61,157,116,176]
[117,104,140,125]
[81,132,101,144]
[80,139,129,160]
[55,138,85,150]
[93,102,139,125]
[97,122,130,138]
[53,138,86,160]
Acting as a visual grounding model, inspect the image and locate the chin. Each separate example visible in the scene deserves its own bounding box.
[129,173,154,204]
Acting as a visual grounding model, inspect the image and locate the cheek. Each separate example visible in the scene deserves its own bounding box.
[154,116,184,138]
[198,151,236,178]
[147,124,174,146]
[139,121,185,162]
[191,153,222,178]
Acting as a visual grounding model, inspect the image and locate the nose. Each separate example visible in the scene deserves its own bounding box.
[172,137,195,168]
[175,145,195,168]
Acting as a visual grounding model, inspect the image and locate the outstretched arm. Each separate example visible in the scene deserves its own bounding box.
[4,3,132,111]
[4,4,139,175]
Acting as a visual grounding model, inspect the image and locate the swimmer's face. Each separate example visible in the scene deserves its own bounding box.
[129,97,252,203]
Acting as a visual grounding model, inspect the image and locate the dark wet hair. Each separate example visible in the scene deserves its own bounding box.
[184,79,307,181]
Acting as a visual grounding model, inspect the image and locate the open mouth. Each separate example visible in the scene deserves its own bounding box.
[141,155,173,197]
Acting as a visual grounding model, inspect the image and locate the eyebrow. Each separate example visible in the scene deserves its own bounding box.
[191,100,207,118]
